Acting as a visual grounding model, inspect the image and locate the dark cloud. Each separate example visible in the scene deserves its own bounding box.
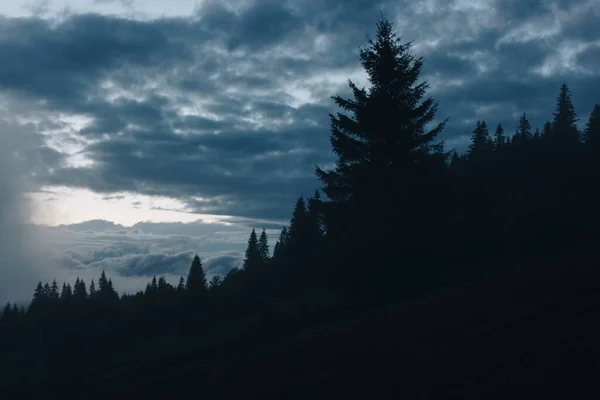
[577,46,600,72]
[196,0,305,51]
[0,0,598,219]
[0,14,191,107]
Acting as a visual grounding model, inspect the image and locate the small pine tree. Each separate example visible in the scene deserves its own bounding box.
[2,303,12,322]
[450,151,461,167]
[583,104,600,149]
[88,280,96,298]
[176,277,186,293]
[468,120,492,157]
[273,226,290,259]
[494,123,506,147]
[99,270,109,293]
[209,276,222,289]
[60,283,73,302]
[74,278,88,301]
[186,255,207,294]
[258,229,270,261]
[513,113,532,144]
[289,197,308,246]
[50,280,60,301]
[551,83,580,146]
[157,276,173,295]
[31,282,45,305]
[107,279,118,300]
[243,229,261,269]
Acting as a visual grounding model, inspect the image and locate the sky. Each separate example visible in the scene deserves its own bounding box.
[0,0,598,226]
[0,0,599,301]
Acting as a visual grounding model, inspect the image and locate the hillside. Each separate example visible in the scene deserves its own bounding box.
[13,246,594,399]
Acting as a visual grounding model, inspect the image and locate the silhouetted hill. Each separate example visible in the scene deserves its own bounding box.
[20,244,593,399]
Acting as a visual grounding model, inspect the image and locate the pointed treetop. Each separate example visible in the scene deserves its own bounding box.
[186,254,207,294]
[177,277,186,292]
[513,113,532,144]
[258,229,270,260]
[289,197,308,240]
[468,120,492,156]
[244,229,262,269]
[552,82,579,144]
[316,15,447,204]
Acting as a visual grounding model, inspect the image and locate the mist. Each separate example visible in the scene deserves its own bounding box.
[0,120,49,305]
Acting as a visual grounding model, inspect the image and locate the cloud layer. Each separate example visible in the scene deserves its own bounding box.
[0,0,598,222]
[13,218,278,301]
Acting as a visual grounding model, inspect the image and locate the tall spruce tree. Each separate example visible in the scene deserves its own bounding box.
[315,16,447,205]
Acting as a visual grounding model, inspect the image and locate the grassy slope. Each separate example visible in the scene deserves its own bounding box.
[60,246,600,399]
[6,247,600,399]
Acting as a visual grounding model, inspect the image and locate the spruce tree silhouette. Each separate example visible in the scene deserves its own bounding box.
[176,277,186,293]
[468,120,492,157]
[209,276,222,290]
[258,229,270,261]
[186,255,207,295]
[583,104,600,148]
[315,15,449,299]
[73,277,88,303]
[552,83,580,147]
[273,226,290,259]
[513,113,532,145]
[88,279,96,299]
[288,197,308,249]
[244,229,261,270]
[494,123,506,148]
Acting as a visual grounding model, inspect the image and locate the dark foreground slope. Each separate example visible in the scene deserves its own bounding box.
[20,246,596,400]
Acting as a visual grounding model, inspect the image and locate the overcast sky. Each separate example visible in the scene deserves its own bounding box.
[0,0,599,226]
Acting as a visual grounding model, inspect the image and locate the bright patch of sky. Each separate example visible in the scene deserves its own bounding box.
[29,186,218,226]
